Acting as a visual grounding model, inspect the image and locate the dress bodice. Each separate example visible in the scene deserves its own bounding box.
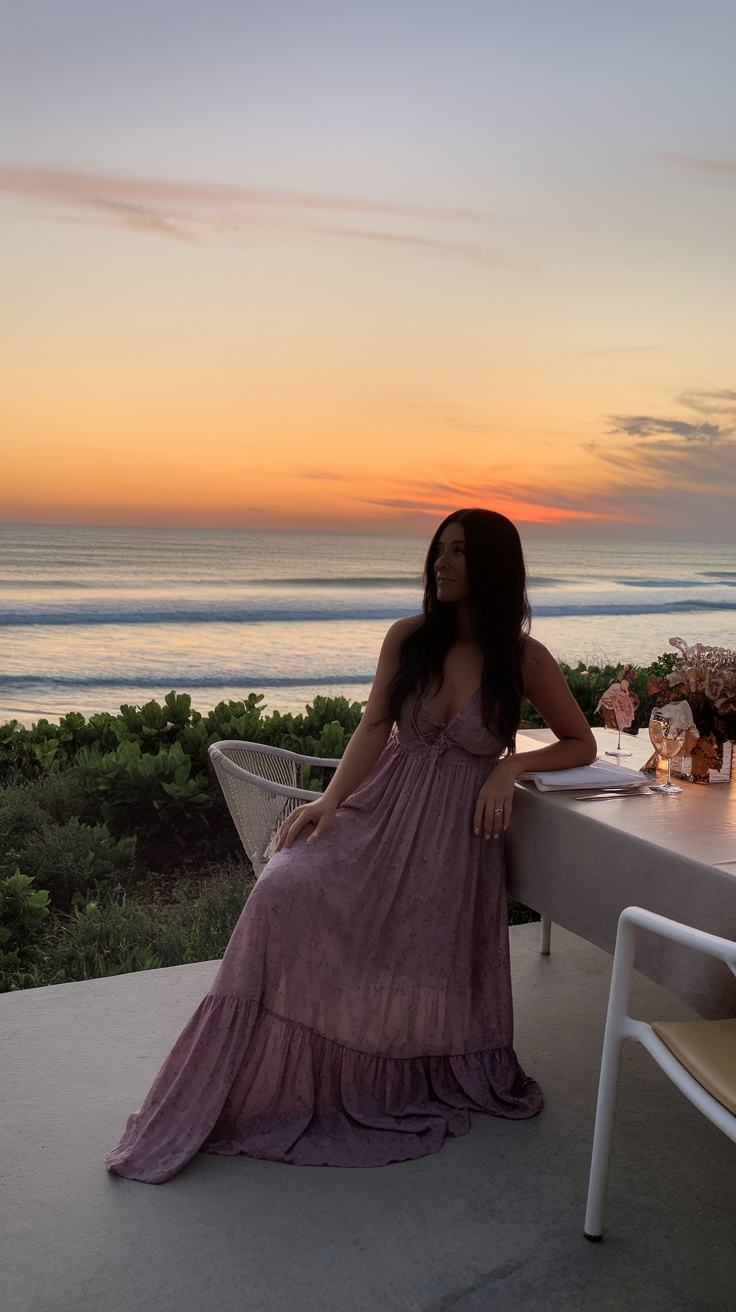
[395,688,504,766]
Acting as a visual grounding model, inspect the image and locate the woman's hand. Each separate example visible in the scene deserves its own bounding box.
[275,796,338,851]
[474,758,520,840]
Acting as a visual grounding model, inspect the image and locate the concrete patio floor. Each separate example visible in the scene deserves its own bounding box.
[2,922,735,1312]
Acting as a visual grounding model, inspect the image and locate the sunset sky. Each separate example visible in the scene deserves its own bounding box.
[1,1,735,539]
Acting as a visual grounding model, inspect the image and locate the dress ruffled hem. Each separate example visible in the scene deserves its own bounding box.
[106,992,542,1183]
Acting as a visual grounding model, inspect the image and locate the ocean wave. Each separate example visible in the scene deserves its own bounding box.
[615,577,736,589]
[0,602,414,626]
[0,673,373,690]
[6,571,705,593]
[526,575,572,587]
[534,599,736,617]
[0,574,423,592]
[2,596,736,626]
[0,572,621,593]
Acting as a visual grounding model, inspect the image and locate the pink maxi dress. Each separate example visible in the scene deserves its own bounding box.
[105,690,542,1183]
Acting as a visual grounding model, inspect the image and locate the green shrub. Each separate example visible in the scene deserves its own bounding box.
[0,783,136,910]
[249,696,363,754]
[3,818,136,911]
[507,897,540,926]
[0,871,50,978]
[0,690,364,826]
[0,711,118,785]
[3,863,253,990]
[0,783,49,847]
[113,691,203,748]
[76,739,213,840]
[26,768,88,821]
[9,767,90,825]
[45,692,364,852]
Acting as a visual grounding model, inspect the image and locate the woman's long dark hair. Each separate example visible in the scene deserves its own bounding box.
[386,508,531,753]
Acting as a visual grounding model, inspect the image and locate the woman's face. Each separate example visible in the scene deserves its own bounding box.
[433,521,469,603]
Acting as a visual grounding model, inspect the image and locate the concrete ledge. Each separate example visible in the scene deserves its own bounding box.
[2,924,734,1312]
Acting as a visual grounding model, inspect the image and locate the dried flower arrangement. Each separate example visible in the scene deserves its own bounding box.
[595,663,639,731]
[646,637,736,782]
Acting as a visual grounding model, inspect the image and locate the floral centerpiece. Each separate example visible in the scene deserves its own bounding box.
[595,663,639,731]
[646,637,736,782]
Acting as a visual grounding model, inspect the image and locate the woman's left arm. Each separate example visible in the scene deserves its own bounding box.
[474,638,597,840]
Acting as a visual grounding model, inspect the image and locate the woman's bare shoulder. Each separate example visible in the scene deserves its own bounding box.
[521,635,550,666]
[521,636,561,683]
[371,615,423,671]
[367,615,423,706]
[385,614,423,645]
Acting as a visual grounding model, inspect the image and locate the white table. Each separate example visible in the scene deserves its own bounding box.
[506,728,736,1018]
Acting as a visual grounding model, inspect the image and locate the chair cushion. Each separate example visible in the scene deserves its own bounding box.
[652,1018,736,1116]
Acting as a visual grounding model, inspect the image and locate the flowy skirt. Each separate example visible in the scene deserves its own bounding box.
[106,695,542,1183]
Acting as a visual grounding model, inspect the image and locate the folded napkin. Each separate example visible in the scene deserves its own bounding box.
[518,759,648,792]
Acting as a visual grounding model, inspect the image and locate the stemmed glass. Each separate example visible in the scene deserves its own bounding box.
[605,708,633,760]
[648,708,686,795]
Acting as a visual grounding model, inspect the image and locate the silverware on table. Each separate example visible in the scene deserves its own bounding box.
[571,788,653,801]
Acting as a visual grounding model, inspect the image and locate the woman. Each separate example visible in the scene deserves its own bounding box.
[106,509,595,1183]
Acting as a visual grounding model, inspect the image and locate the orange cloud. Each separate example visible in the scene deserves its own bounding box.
[338,476,626,526]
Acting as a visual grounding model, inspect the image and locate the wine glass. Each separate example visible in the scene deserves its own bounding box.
[648,708,686,794]
[605,707,633,760]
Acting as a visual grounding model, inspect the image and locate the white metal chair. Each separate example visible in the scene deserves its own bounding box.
[584,905,736,1240]
[208,740,341,877]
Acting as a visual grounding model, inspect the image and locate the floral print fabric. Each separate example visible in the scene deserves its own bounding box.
[105,691,542,1183]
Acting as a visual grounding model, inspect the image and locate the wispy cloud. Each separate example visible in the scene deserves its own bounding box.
[590,442,736,536]
[662,154,736,177]
[83,193,197,244]
[607,415,732,442]
[0,166,497,220]
[675,389,736,419]
[607,387,736,444]
[0,165,512,264]
[339,476,619,525]
[295,469,352,482]
[314,225,514,267]
[437,405,497,434]
[586,386,736,533]
[569,344,665,358]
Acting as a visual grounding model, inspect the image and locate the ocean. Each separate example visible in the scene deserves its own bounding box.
[1,523,734,726]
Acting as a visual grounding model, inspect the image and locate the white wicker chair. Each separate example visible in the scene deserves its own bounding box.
[208,740,341,877]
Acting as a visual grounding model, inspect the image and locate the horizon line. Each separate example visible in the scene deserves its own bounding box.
[0,517,734,547]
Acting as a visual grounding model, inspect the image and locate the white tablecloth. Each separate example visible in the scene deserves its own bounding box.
[506,728,736,1018]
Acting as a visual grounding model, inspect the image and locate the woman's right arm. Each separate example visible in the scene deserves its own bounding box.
[275,615,420,850]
